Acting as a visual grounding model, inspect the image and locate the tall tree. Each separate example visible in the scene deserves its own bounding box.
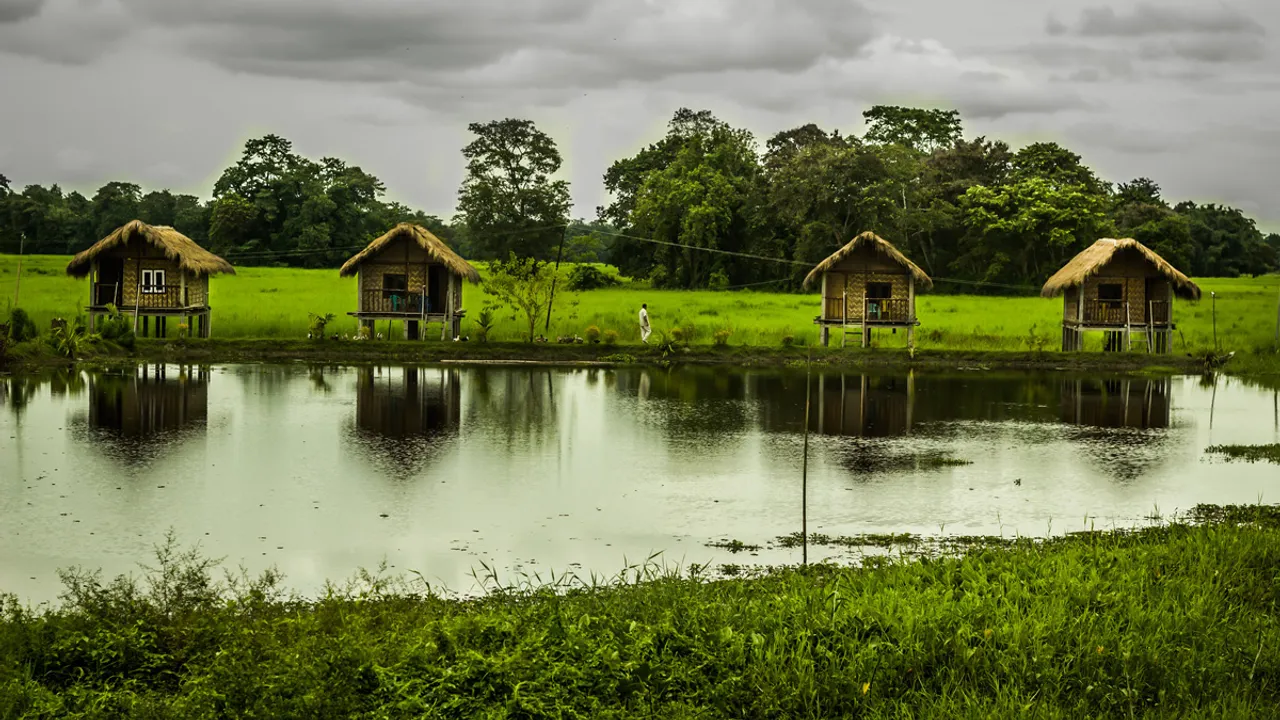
[91,181,142,238]
[862,106,963,154]
[456,118,571,260]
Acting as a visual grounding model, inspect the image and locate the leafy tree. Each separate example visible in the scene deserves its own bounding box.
[484,254,559,342]
[955,177,1114,286]
[628,115,760,288]
[456,119,571,260]
[1011,143,1109,196]
[208,194,260,255]
[1175,202,1273,277]
[862,106,962,154]
[91,182,142,238]
[138,190,178,227]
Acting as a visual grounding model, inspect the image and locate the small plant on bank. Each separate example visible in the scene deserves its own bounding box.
[308,313,335,339]
[1026,323,1049,353]
[781,334,795,347]
[48,318,87,359]
[584,325,601,343]
[670,327,685,344]
[603,329,619,345]
[473,303,499,342]
[713,329,732,347]
[708,269,730,291]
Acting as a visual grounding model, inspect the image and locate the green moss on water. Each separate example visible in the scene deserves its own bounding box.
[1206,444,1280,465]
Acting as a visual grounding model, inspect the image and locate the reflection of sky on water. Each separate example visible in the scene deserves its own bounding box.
[0,365,1276,604]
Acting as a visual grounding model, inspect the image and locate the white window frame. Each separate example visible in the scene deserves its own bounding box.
[141,269,166,294]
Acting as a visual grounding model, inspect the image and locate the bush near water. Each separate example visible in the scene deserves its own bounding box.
[2,506,1279,717]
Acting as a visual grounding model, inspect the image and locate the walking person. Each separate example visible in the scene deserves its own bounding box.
[639,303,652,344]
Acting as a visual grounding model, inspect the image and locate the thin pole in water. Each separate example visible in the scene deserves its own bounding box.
[1211,291,1218,352]
[1273,281,1279,352]
[801,346,812,566]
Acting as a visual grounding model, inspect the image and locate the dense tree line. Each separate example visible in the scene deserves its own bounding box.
[2,107,1276,292]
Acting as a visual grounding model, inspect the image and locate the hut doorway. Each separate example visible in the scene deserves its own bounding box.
[428,265,448,314]
[96,260,124,305]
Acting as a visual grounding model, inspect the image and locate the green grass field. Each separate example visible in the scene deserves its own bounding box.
[3,254,1277,356]
[3,505,1279,717]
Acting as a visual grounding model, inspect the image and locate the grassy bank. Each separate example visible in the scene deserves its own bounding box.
[3,505,1279,718]
[4,254,1278,356]
[2,336,1241,376]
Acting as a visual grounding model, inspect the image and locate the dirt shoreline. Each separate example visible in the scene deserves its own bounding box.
[5,337,1242,375]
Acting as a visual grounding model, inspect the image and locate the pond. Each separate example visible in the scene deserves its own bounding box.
[1,363,1277,603]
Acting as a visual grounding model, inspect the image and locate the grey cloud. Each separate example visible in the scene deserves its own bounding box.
[115,0,878,98]
[1138,36,1267,63]
[0,0,129,64]
[1072,4,1265,37]
[1045,15,1068,36]
[0,0,43,23]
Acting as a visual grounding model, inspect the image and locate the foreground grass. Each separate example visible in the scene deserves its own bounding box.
[4,254,1278,358]
[3,506,1280,718]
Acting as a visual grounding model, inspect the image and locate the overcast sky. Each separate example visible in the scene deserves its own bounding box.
[1,0,1277,231]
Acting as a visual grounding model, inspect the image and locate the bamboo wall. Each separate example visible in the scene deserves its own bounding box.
[820,247,912,322]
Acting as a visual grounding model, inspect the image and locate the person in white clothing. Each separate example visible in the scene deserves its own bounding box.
[639,303,651,343]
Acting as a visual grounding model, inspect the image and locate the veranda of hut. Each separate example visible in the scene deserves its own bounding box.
[1042,238,1201,353]
[339,223,480,341]
[803,232,934,347]
[65,220,235,338]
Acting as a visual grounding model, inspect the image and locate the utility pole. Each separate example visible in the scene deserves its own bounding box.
[13,232,24,306]
[543,224,569,334]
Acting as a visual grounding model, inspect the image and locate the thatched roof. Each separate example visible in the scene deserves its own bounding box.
[339,223,480,282]
[802,231,933,290]
[66,220,235,278]
[1041,238,1201,300]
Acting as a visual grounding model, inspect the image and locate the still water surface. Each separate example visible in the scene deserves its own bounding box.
[1,364,1277,603]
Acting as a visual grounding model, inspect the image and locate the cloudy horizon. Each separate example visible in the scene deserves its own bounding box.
[1,0,1277,231]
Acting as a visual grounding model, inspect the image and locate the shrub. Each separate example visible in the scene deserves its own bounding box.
[308,313,335,339]
[584,325,601,343]
[6,308,38,343]
[603,329,619,345]
[647,265,670,288]
[708,269,729,291]
[566,265,620,291]
[781,334,795,347]
[474,303,499,342]
[713,329,732,347]
[670,327,685,344]
[97,306,136,350]
[49,319,87,359]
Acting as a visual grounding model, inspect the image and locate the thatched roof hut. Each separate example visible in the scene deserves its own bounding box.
[339,223,479,283]
[1041,238,1200,300]
[66,220,235,278]
[802,232,933,290]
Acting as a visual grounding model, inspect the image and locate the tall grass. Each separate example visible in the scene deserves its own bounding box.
[2,506,1279,717]
[3,254,1277,356]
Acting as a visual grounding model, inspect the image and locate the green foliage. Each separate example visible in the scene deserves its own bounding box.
[862,105,963,153]
[473,303,499,342]
[584,325,601,343]
[566,264,620,291]
[3,509,1280,716]
[95,305,135,350]
[713,329,732,346]
[781,333,795,347]
[603,329,619,345]
[708,268,729,290]
[307,312,335,339]
[456,119,572,260]
[1205,444,1280,464]
[484,254,559,342]
[6,307,37,343]
[48,317,86,359]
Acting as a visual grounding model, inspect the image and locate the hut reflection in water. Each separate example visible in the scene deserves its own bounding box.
[812,373,914,437]
[348,366,462,478]
[1060,377,1171,429]
[87,364,209,436]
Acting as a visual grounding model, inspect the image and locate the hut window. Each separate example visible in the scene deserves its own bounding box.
[141,270,166,293]
[867,282,893,300]
[383,274,408,292]
[1098,283,1123,304]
